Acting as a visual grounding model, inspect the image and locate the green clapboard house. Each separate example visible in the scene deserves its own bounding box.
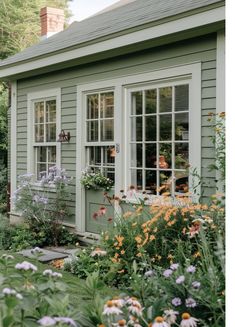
[0,0,225,238]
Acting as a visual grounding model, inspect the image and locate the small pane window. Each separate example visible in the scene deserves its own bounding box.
[86,91,114,142]
[129,82,189,196]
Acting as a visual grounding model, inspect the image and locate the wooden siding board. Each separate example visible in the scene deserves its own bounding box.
[15,34,218,223]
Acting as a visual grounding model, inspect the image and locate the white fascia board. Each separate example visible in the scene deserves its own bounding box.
[0,6,224,79]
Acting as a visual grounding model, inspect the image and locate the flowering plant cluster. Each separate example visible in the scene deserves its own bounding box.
[0,253,79,326]
[13,167,74,247]
[80,168,114,191]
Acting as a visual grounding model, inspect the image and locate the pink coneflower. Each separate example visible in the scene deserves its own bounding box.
[112,297,125,308]
[163,309,179,324]
[180,313,199,327]
[90,248,107,257]
[102,300,123,316]
[128,303,143,316]
[152,316,169,327]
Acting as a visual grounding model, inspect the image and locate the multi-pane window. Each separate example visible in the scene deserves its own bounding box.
[34,99,57,179]
[86,91,115,181]
[130,83,189,195]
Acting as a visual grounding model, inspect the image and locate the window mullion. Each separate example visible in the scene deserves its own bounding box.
[142,90,145,190]
[156,88,160,196]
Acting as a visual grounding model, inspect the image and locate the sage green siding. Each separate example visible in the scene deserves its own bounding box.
[15,34,218,224]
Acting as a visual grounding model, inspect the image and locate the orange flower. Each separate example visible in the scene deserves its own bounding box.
[121,250,125,255]
[135,235,142,244]
[123,211,132,218]
[149,235,155,241]
[115,235,124,247]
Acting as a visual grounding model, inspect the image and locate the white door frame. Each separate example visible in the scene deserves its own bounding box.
[76,62,201,235]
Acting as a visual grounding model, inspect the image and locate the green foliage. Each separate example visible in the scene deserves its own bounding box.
[0,0,72,60]
[13,168,73,247]
[0,254,79,326]
[80,169,114,191]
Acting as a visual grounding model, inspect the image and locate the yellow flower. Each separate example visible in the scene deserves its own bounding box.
[193,251,201,258]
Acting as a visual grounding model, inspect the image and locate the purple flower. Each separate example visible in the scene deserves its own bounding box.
[192,281,201,289]
[172,297,182,306]
[186,265,196,273]
[176,275,185,284]
[54,317,77,326]
[39,197,48,205]
[38,316,56,326]
[163,269,173,277]
[186,297,197,308]
[15,261,37,272]
[145,270,155,277]
[170,263,179,271]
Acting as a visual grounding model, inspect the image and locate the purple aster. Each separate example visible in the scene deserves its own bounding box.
[37,316,56,326]
[176,275,185,284]
[186,297,197,308]
[170,263,179,271]
[186,265,196,273]
[192,281,201,289]
[145,270,155,277]
[54,317,77,326]
[15,261,37,272]
[172,297,182,306]
[163,269,173,277]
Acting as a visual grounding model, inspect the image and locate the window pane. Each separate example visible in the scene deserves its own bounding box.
[87,94,98,119]
[100,92,114,118]
[34,102,44,123]
[145,116,157,141]
[37,146,46,162]
[101,119,114,141]
[48,146,56,163]
[103,168,115,182]
[46,123,56,142]
[160,114,172,141]
[90,147,101,166]
[159,143,172,169]
[37,164,47,179]
[131,169,142,190]
[46,100,56,122]
[145,89,157,114]
[175,113,189,140]
[175,143,189,169]
[131,144,142,167]
[146,170,157,194]
[160,87,172,112]
[87,121,98,141]
[145,143,156,168]
[104,146,115,166]
[131,91,142,115]
[175,172,189,193]
[175,85,189,112]
[159,171,172,195]
[131,117,142,141]
[35,124,44,142]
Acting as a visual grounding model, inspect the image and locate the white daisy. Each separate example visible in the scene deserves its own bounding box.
[180,313,199,327]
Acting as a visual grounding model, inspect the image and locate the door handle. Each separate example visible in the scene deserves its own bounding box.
[115,143,120,154]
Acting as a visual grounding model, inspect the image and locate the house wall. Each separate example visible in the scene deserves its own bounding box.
[14,33,218,225]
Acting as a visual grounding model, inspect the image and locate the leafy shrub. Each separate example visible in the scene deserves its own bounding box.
[0,166,7,213]
[0,254,79,326]
[99,196,224,286]
[13,167,73,246]
[80,168,114,191]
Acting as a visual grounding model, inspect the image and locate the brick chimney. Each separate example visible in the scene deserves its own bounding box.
[40,7,65,39]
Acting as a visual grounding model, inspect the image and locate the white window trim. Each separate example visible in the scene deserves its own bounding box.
[10,81,17,211]
[27,88,61,180]
[76,63,201,233]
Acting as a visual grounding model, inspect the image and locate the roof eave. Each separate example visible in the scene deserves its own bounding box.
[0,5,225,80]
